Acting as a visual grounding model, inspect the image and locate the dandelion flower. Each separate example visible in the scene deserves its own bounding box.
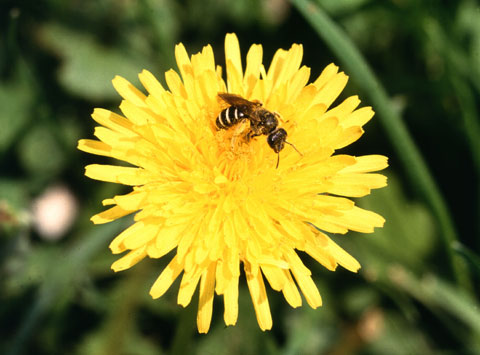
[78,33,388,333]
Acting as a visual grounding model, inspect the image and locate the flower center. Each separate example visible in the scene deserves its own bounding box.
[215,123,258,180]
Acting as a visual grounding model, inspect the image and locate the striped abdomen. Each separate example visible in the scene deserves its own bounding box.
[216,106,246,129]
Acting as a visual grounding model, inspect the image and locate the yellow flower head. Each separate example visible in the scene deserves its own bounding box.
[78,33,388,333]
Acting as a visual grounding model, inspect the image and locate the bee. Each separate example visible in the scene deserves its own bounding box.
[216,93,301,168]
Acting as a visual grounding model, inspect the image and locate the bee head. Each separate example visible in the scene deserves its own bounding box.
[267,128,303,168]
[267,128,287,153]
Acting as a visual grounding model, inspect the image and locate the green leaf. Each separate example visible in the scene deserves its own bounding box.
[456,0,480,70]
[365,311,433,355]
[0,178,29,210]
[452,242,480,276]
[75,263,161,355]
[17,124,66,178]
[316,0,370,15]
[0,66,34,154]
[282,306,336,355]
[389,267,480,345]
[8,220,127,355]
[39,24,150,101]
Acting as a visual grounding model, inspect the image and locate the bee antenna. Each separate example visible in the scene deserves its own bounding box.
[276,142,302,169]
[285,141,303,156]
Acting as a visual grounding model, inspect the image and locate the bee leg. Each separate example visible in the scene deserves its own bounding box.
[245,121,263,142]
[245,130,254,142]
[245,130,262,143]
[231,121,248,150]
[273,111,283,121]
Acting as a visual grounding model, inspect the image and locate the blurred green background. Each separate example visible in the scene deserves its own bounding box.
[1,0,479,354]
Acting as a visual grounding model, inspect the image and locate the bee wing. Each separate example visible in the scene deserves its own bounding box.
[217,93,261,118]
[218,93,252,106]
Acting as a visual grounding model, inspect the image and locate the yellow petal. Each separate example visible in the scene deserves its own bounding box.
[112,75,147,108]
[343,106,375,128]
[324,238,361,272]
[122,221,159,250]
[281,270,302,308]
[225,33,243,93]
[114,191,148,211]
[91,205,132,225]
[321,206,385,233]
[304,238,337,271]
[119,100,156,125]
[197,263,216,333]
[261,265,286,291]
[165,69,188,99]
[315,72,349,108]
[111,246,147,272]
[150,256,183,299]
[109,221,145,253]
[223,277,239,326]
[340,155,389,173]
[139,69,166,99]
[85,164,152,186]
[324,95,360,123]
[291,271,322,308]
[152,225,184,258]
[283,248,322,308]
[91,108,136,135]
[313,63,339,89]
[244,44,263,96]
[283,248,311,276]
[286,65,311,102]
[269,44,304,93]
[225,59,244,95]
[245,263,272,331]
[77,139,111,157]
[175,43,193,83]
[93,126,127,146]
[331,126,364,149]
[178,269,202,307]
[327,173,388,197]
